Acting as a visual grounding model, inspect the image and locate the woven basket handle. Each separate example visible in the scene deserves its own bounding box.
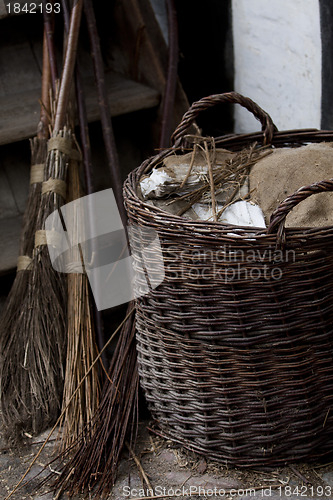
[171,92,277,147]
[267,179,333,245]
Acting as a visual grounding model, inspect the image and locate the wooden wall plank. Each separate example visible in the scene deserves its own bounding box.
[0,72,160,146]
[0,166,19,219]
[2,142,30,214]
[0,31,41,96]
[84,72,160,120]
[0,89,40,145]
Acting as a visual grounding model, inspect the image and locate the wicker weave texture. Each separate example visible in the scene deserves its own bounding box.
[124,92,333,465]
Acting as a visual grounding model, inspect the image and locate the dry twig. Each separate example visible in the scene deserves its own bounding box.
[126,441,154,492]
[4,308,135,500]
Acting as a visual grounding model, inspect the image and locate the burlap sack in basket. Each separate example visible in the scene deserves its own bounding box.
[123,92,333,466]
[250,142,333,227]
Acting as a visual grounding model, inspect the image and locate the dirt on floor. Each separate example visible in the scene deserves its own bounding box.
[1,421,333,500]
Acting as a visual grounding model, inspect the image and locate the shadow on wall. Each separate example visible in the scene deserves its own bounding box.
[175,0,234,136]
[319,0,333,129]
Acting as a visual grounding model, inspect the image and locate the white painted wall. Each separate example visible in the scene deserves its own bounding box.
[232,0,322,132]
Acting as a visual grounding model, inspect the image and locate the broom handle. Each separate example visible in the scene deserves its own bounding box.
[37,29,52,140]
[74,69,94,193]
[61,0,93,192]
[54,0,83,132]
[42,0,58,94]
[75,72,107,365]
[83,0,127,226]
[61,0,107,367]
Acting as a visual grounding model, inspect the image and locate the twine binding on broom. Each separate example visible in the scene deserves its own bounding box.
[16,256,33,272]
[34,229,62,248]
[17,164,45,274]
[42,178,67,199]
[47,136,81,161]
[30,164,45,184]
[64,261,84,273]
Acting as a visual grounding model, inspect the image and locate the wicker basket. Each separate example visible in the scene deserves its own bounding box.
[123,92,333,466]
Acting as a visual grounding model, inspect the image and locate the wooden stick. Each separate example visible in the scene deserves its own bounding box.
[60,0,107,367]
[126,441,154,492]
[38,29,52,139]
[159,0,179,148]
[83,0,126,225]
[42,0,58,94]
[75,62,107,366]
[54,0,83,132]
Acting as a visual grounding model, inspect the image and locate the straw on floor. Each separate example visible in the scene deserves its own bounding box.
[51,304,138,498]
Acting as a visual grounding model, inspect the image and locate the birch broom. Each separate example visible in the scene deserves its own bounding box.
[51,1,140,494]
[0,29,53,441]
[58,156,100,451]
[51,0,100,452]
[1,0,84,439]
[57,72,100,452]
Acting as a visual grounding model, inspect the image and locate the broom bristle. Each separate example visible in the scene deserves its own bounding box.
[58,154,100,451]
[51,304,138,498]
[0,130,70,441]
[59,275,100,450]
[0,137,47,442]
